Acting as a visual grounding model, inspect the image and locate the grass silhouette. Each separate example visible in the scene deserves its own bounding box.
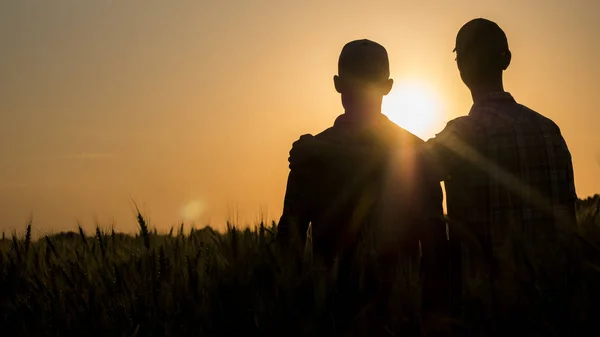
[0,196,599,337]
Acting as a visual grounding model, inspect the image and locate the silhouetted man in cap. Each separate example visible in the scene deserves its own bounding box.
[433,17,577,315]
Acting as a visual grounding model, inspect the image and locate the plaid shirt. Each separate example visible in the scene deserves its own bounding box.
[279,113,444,260]
[426,92,577,261]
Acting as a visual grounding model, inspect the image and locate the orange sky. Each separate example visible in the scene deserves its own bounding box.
[1,1,599,235]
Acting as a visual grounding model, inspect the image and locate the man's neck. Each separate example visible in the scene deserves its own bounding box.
[469,79,505,104]
[344,105,382,119]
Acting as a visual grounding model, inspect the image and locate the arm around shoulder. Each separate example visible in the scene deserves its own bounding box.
[421,116,481,182]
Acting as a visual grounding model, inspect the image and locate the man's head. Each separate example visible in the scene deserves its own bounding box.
[454,18,512,88]
[334,39,393,113]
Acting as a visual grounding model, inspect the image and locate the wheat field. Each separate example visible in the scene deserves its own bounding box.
[0,196,599,337]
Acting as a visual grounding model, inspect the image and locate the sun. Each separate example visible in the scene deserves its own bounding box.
[382,80,443,140]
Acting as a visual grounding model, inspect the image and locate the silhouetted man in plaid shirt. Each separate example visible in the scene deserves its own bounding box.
[277,40,445,266]
[288,18,577,319]
[277,40,448,328]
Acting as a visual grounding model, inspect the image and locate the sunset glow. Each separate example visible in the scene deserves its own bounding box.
[382,81,443,140]
[180,199,206,222]
[0,0,598,233]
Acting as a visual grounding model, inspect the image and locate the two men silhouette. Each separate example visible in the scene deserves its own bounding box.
[278,18,577,319]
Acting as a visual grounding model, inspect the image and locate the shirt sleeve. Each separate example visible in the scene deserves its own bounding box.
[422,116,481,182]
[277,164,311,245]
[553,127,578,224]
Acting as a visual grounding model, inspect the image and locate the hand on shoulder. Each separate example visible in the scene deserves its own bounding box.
[427,116,481,150]
[288,134,317,169]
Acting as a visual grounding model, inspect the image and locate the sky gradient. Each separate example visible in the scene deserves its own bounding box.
[1,0,599,235]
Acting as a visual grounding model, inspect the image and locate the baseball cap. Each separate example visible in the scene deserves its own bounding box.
[338,39,390,83]
[453,18,509,56]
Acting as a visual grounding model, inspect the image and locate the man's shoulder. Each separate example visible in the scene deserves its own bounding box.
[381,118,424,146]
[314,126,338,139]
[434,116,482,140]
[516,104,561,130]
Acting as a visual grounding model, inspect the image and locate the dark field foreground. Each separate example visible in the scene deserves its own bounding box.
[1,198,600,337]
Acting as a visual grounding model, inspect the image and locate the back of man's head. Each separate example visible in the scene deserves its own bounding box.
[454,18,512,84]
[335,39,393,111]
[338,39,390,83]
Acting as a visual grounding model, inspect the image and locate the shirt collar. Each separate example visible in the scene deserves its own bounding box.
[333,112,390,128]
[468,91,517,116]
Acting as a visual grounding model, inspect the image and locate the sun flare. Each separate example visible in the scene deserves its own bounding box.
[382,80,443,140]
[180,199,206,222]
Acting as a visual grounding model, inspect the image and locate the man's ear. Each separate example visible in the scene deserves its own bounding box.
[501,50,512,70]
[382,78,394,95]
[334,75,342,93]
